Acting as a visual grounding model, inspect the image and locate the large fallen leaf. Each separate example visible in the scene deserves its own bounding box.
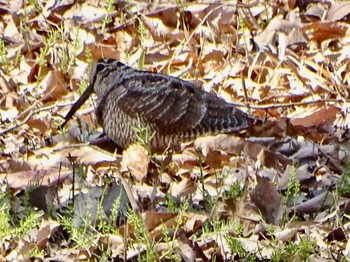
[250,176,283,225]
[1,167,70,189]
[121,144,150,182]
[290,104,339,127]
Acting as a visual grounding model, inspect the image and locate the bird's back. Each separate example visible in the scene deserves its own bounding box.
[92,59,256,152]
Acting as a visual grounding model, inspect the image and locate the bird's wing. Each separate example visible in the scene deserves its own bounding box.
[111,73,250,136]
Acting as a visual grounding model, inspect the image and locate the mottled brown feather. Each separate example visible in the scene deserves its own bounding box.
[89,59,256,152]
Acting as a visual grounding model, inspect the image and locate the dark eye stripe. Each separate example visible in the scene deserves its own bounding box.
[106,58,116,63]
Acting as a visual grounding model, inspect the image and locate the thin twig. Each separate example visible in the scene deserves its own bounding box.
[0,102,83,136]
[232,98,347,110]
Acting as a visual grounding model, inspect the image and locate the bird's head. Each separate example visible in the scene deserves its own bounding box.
[90,58,132,98]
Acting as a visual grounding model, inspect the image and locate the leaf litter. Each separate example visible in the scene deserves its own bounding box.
[1,0,350,260]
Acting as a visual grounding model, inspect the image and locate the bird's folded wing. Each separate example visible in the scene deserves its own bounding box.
[113,74,249,136]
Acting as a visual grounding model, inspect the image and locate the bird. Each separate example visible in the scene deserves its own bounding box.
[62,58,258,153]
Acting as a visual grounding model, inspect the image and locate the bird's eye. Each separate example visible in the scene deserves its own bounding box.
[96,63,106,72]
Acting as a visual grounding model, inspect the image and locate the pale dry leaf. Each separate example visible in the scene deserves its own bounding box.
[3,14,20,39]
[8,60,31,85]
[99,234,125,258]
[63,2,107,24]
[1,167,70,190]
[0,0,24,13]
[67,121,91,141]
[237,238,274,259]
[139,11,184,43]
[326,1,350,22]
[194,134,245,156]
[69,59,90,81]
[121,144,150,182]
[183,212,208,234]
[132,184,165,203]
[277,164,313,190]
[200,44,227,65]
[38,70,68,102]
[0,94,20,121]
[274,227,298,242]
[125,244,148,260]
[171,177,196,198]
[57,145,116,166]
[304,3,327,21]
[254,16,301,52]
[44,0,74,11]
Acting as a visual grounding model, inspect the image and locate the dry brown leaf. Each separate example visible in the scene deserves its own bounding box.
[290,105,339,127]
[254,16,302,51]
[255,145,292,172]
[295,190,335,214]
[121,144,150,182]
[55,145,116,166]
[144,211,177,232]
[194,134,245,155]
[99,234,125,258]
[63,2,107,24]
[139,11,184,43]
[3,0,350,259]
[183,212,208,235]
[2,167,70,189]
[36,219,60,248]
[326,227,346,242]
[26,117,50,134]
[213,197,260,235]
[170,177,196,198]
[204,149,230,169]
[303,21,348,42]
[0,159,31,173]
[176,229,208,262]
[250,176,282,225]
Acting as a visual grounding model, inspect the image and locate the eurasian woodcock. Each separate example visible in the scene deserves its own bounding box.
[62,59,258,152]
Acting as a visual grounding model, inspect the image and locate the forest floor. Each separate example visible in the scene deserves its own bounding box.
[1,0,350,261]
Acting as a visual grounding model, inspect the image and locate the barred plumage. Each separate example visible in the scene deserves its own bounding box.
[63,59,257,152]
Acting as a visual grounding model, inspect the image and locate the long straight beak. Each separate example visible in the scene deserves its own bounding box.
[60,84,94,129]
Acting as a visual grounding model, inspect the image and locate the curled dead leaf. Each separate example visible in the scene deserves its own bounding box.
[121,144,150,182]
